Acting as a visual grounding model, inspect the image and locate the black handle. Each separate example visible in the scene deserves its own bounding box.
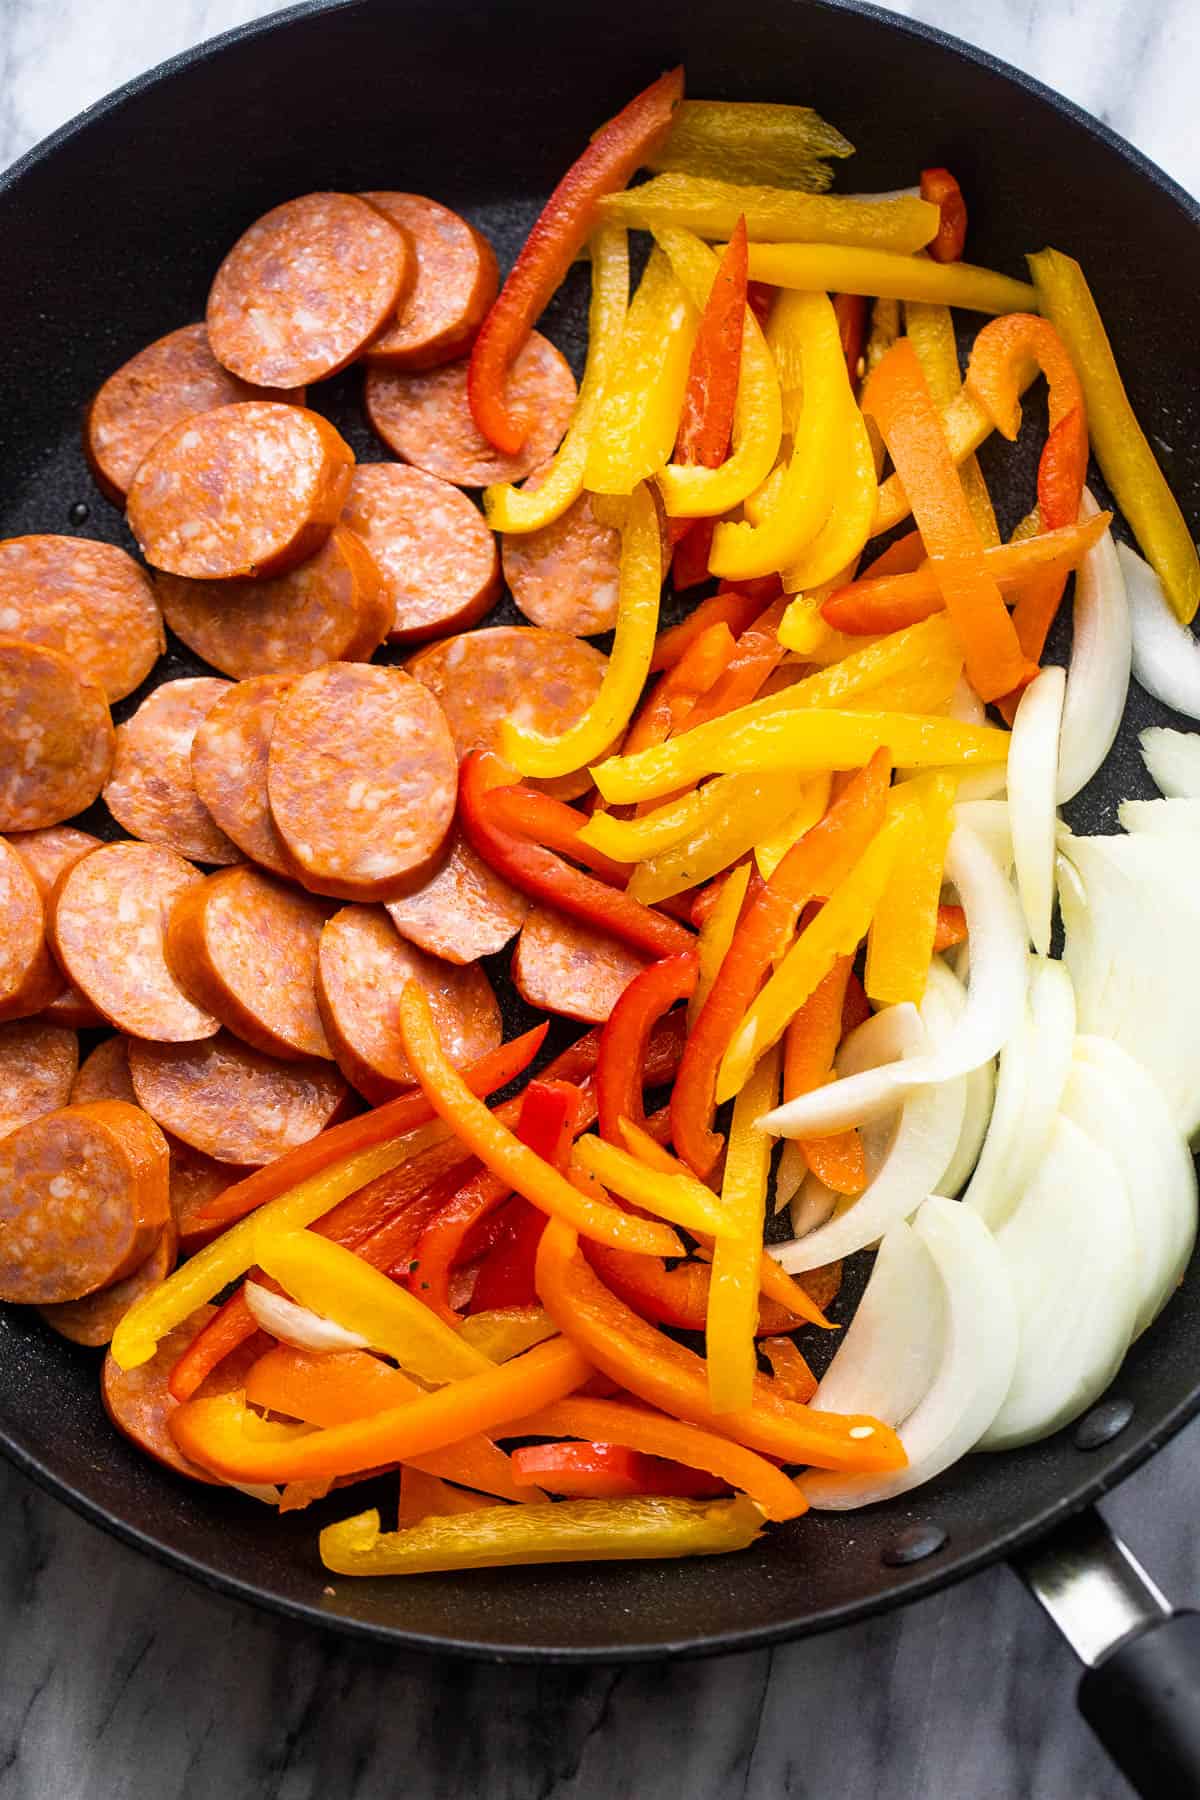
[1078,1612,1200,1799]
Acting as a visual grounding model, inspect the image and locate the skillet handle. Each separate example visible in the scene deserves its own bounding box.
[1013,1507,1200,1798]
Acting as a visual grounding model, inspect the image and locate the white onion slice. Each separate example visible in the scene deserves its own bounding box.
[1008,665,1065,954]
[980,1114,1137,1450]
[758,827,1026,1137]
[952,799,1012,870]
[811,1220,945,1427]
[1056,491,1131,803]
[948,675,986,726]
[789,1175,838,1239]
[1119,796,1200,836]
[953,765,1008,803]
[939,1058,995,1197]
[1123,539,1200,719]
[803,1197,1018,1509]
[1140,725,1200,798]
[244,1281,370,1354]
[773,1139,807,1212]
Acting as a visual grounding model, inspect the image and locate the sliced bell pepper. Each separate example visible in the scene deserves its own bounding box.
[320,1492,765,1575]
[864,770,958,1005]
[583,1237,836,1335]
[167,1288,263,1402]
[779,399,878,595]
[622,627,737,758]
[754,774,833,880]
[572,1134,734,1237]
[536,1218,904,1472]
[906,299,999,546]
[398,1468,495,1527]
[919,167,968,263]
[674,594,790,731]
[584,248,697,495]
[466,1202,547,1313]
[664,218,747,482]
[790,611,963,709]
[459,1306,559,1361]
[833,292,868,385]
[865,296,901,378]
[597,950,698,1143]
[468,66,683,454]
[690,862,753,1027]
[670,750,889,1177]
[745,242,1036,313]
[706,1045,780,1414]
[602,173,938,252]
[578,773,742,865]
[760,1336,818,1403]
[862,531,926,579]
[671,517,717,589]
[650,589,763,672]
[460,749,692,959]
[627,774,798,905]
[781,954,866,1197]
[480,785,631,885]
[718,788,921,1102]
[509,1439,727,1500]
[398,983,683,1258]
[483,226,629,533]
[646,99,853,190]
[873,360,1041,537]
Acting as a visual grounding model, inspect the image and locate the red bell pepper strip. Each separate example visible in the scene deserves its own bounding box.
[479,783,631,887]
[649,589,762,671]
[670,749,891,1178]
[833,292,868,388]
[622,624,737,757]
[168,1288,261,1402]
[860,529,925,580]
[671,517,717,589]
[668,214,747,539]
[460,749,694,959]
[746,281,774,331]
[468,67,684,453]
[582,1239,839,1335]
[509,1440,729,1499]
[467,1201,547,1311]
[920,167,968,263]
[596,951,699,1144]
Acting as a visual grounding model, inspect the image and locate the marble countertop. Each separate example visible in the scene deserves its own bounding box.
[2,2,1199,1795]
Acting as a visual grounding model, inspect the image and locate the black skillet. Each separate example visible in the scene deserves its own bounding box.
[3,0,1200,1789]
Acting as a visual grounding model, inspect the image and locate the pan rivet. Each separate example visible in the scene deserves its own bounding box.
[1073,1398,1133,1450]
[882,1524,947,1567]
[68,501,90,525]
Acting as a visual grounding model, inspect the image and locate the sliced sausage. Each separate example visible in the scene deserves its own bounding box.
[342,464,499,643]
[365,331,576,487]
[8,826,105,1027]
[157,524,388,682]
[0,1019,78,1140]
[40,1219,178,1348]
[85,323,305,504]
[102,1305,264,1482]
[51,842,220,1042]
[266,663,457,900]
[127,402,354,580]
[189,677,294,876]
[502,490,621,636]
[207,192,411,388]
[70,1034,137,1106]
[385,830,527,965]
[0,837,64,1022]
[513,906,646,1024]
[406,624,608,803]
[127,1031,347,1166]
[0,536,165,704]
[165,865,330,1060]
[316,904,501,1102]
[104,677,240,865]
[0,639,114,831]
[360,192,498,369]
[0,1099,170,1304]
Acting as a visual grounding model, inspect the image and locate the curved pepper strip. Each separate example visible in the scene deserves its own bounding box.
[602,173,937,252]
[745,242,1036,314]
[690,864,753,1025]
[572,1135,734,1237]
[781,955,866,1197]
[510,1440,727,1500]
[597,951,698,1143]
[500,482,663,780]
[536,1219,904,1473]
[906,297,999,547]
[459,1307,559,1361]
[650,589,762,671]
[479,784,631,887]
[919,167,968,263]
[673,594,790,733]
[864,770,958,1005]
[754,774,833,880]
[622,626,737,758]
[627,774,799,905]
[579,774,742,865]
[779,399,877,596]
[760,1338,818,1404]
[583,1239,837,1335]
[468,66,683,454]
[706,1046,780,1414]
[583,249,697,495]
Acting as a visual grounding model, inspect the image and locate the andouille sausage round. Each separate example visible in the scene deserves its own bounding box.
[341,464,499,644]
[0,1099,170,1305]
[0,536,165,703]
[127,402,354,580]
[104,677,241,866]
[501,491,622,636]
[0,836,64,1023]
[157,526,389,682]
[512,906,647,1024]
[359,192,498,370]
[0,1019,78,1141]
[102,1306,265,1483]
[207,192,412,388]
[189,677,295,877]
[0,639,114,832]
[6,827,103,1027]
[85,322,305,504]
[266,663,458,901]
[127,1031,348,1166]
[39,1218,178,1348]
[385,830,528,965]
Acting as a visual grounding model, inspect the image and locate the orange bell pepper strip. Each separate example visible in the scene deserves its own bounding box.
[536,1219,904,1473]
[676,594,790,732]
[650,589,763,671]
[670,749,890,1179]
[622,625,737,756]
[596,950,698,1143]
[509,1395,804,1521]
[934,903,967,950]
[467,66,684,453]
[583,1239,840,1334]
[171,1335,594,1485]
[781,954,866,1197]
[667,216,747,529]
[861,529,925,579]
[397,983,683,1258]
[398,1468,495,1527]
[510,1439,728,1500]
[920,167,968,263]
[760,1337,819,1403]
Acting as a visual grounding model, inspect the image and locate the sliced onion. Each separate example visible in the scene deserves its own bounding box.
[803,1197,1018,1509]
[962,954,1075,1229]
[1056,491,1131,803]
[1008,665,1065,955]
[758,827,1026,1136]
[774,1139,807,1212]
[244,1281,370,1353]
[1140,725,1200,798]
[952,799,1012,870]
[980,1114,1137,1451]
[939,1058,995,1197]
[1119,797,1200,837]
[811,1220,944,1427]
[1123,539,1200,719]
[949,675,985,726]
[789,1175,838,1238]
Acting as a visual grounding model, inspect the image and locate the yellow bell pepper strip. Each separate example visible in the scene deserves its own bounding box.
[483,225,628,534]
[500,482,662,779]
[754,774,833,880]
[572,1135,735,1238]
[864,771,958,1005]
[592,705,1009,806]
[790,611,963,708]
[745,242,1037,313]
[579,773,738,864]
[468,66,683,455]
[602,173,938,252]
[781,955,866,1197]
[252,1230,493,1384]
[398,1469,495,1528]
[718,789,920,1102]
[907,299,999,547]
[780,403,878,595]
[709,290,848,581]
[707,1045,780,1414]
[690,862,752,1027]
[1030,248,1199,623]
[627,775,798,904]
[397,983,682,1258]
[509,1395,804,1522]
[652,227,783,519]
[320,1493,765,1576]
[646,99,853,191]
[172,1335,594,1485]
[583,247,697,496]
[536,1218,904,1473]
[459,1306,559,1362]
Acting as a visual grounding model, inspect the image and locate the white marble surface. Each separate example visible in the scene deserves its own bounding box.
[2,2,1200,1796]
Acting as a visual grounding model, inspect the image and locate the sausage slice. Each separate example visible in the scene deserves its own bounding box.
[189,676,294,877]
[102,1306,264,1482]
[385,831,527,965]
[0,639,114,831]
[513,906,647,1024]
[342,464,499,643]
[40,1220,178,1348]
[104,677,241,865]
[0,1019,78,1141]
[127,1031,348,1166]
[0,836,64,1022]
[0,536,164,703]
[360,193,498,369]
[502,491,621,636]
[7,827,103,1026]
